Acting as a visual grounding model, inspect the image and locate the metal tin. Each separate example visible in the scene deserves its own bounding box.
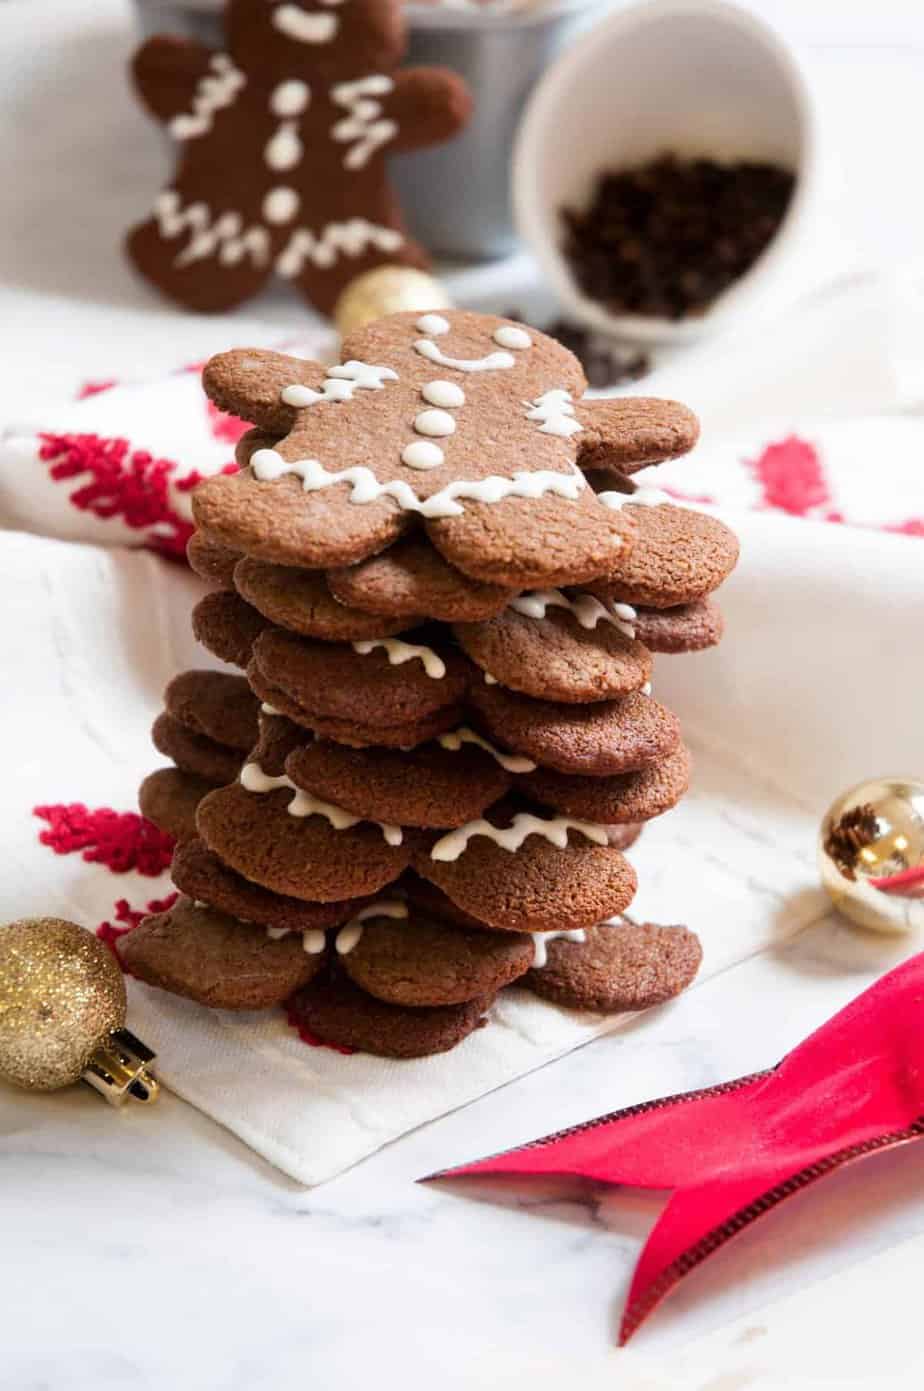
[131,0,592,261]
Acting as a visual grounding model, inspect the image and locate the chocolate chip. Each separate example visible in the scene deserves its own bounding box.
[561,154,794,321]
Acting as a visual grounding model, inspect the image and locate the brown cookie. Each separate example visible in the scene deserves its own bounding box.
[248,662,464,748]
[236,428,277,469]
[523,919,702,1012]
[191,590,272,668]
[632,600,724,653]
[607,823,643,852]
[338,906,533,1006]
[414,806,638,933]
[521,745,691,824]
[195,312,645,586]
[119,896,323,1010]
[289,968,492,1059]
[151,711,243,784]
[233,556,416,641]
[139,766,217,842]
[455,602,651,704]
[252,627,469,731]
[172,838,367,933]
[577,398,700,474]
[592,501,739,608]
[250,710,308,775]
[187,530,241,589]
[164,669,260,751]
[285,734,511,829]
[399,873,496,932]
[469,682,680,776]
[327,534,513,623]
[197,781,413,901]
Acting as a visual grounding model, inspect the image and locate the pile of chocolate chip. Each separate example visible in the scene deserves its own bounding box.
[561,154,795,321]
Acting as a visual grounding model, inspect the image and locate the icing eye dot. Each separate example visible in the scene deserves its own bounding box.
[416,313,450,336]
[263,187,300,224]
[402,440,444,470]
[493,325,532,350]
[271,80,310,117]
[414,408,456,438]
[422,380,465,408]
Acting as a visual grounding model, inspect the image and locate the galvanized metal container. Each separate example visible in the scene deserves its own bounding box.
[131,0,593,260]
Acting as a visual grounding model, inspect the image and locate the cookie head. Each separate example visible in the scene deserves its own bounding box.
[227,0,405,78]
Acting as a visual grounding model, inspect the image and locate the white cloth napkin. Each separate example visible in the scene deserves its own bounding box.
[1,273,922,1185]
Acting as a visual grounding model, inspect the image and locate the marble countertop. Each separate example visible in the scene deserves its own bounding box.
[3,3,924,1387]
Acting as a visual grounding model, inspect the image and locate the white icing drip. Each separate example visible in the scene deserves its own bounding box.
[271,80,310,118]
[430,811,609,862]
[240,762,402,845]
[250,449,586,518]
[273,4,339,42]
[260,703,280,716]
[483,671,498,685]
[265,122,304,172]
[414,408,455,438]
[335,900,408,956]
[154,192,270,269]
[402,441,444,470]
[281,361,397,408]
[331,76,397,171]
[525,389,582,438]
[493,326,532,350]
[351,637,446,679]
[642,681,652,696]
[266,925,326,954]
[422,380,465,408]
[415,339,515,374]
[416,314,450,336]
[531,929,586,969]
[598,487,674,511]
[510,589,636,638]
[437,726,536,774]
[277,221,403,275]
[168,54,245,141]
[263,187,300,224]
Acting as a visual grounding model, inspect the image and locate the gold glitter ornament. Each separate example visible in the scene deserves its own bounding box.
[334,265,451,336]
[0,918,158,1103]
[819,778,924,935]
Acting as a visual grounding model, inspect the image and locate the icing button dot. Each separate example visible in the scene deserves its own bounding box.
[271,80,310,117]
[402,441,445,470]
[413,408,456,438]
[493,325,532,350]
[416,313,450,336]
[263,187,300,224]
[422,380,465,408]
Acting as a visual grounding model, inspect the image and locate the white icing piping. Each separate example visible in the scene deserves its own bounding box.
[525,389,582,439]
[240,762,403,845]
[414,339,515,373]
[430,811,609,862]
[281,361,397,407]
[277,221,404,275]
[483,671,498,685]
[335,900,408,956]
[168,54,245,141]
[154,192,270,269]
[416,314,450,336]
[331,76,397,171]
[402,441,444,471]
[260,702,280,716]
[273,3,339,43]
[494,326,532,350]
[250,449,586,519]
[267,924,326,954]
[531,928,586,969]
[351,637,446,679]
[510,589,636,639]
[598,487,675,511]
[436,726,536,774]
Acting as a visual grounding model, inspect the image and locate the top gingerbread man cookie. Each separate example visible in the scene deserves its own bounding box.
[126,0,471,316]
[193,309,699,588]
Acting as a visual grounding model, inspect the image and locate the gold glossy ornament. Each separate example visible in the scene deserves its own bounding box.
[819,778,924,935]
[0,918,158,1103]
[334,265,452,336]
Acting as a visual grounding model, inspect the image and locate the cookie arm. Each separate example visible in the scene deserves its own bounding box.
[576,398,700,476]
[386,68,473,153]
[132,36,215,124]
[202,350,328,434]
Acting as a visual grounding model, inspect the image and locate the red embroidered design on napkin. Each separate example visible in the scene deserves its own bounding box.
[34,803,175,876]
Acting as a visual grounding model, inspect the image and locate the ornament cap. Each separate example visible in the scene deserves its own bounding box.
[82,1028,160,1107]
[334,265,451,336]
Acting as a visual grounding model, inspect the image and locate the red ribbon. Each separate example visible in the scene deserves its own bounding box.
[425,952,924,1343]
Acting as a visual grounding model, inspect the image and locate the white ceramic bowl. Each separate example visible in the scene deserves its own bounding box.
[513,0,816,344]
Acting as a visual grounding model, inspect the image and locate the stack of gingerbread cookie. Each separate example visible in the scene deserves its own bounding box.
[124,310,738,1058]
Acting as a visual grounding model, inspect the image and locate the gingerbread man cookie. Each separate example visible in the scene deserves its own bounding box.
[127,0,471,315]
[194,312,696,588]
